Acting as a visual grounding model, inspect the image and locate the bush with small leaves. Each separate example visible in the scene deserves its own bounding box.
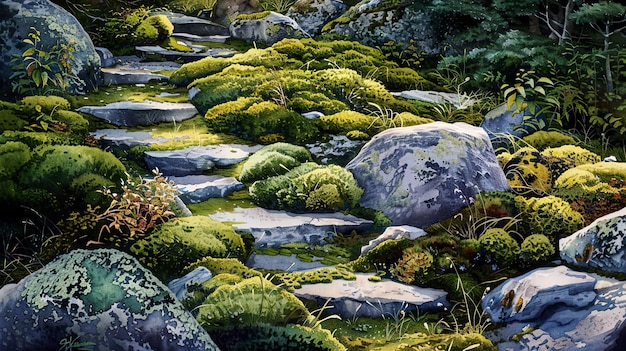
[0,141,31,181]
[515,195,584,244]
[134,15,174,44]
[130,216,245,281]
[503,147,553,195]
[196,276,311,332]
[390,247,434,284]
[478,228,520,268]
[520,234,555,263]
[541,145,600,167]
[239,143,312,183]
[20,95,71,113]
[391,112,434,128]
[318,110,377,136]
[522,130,577,151]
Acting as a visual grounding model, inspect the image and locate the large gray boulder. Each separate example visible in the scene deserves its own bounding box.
[480,103,548,140]
[0,0,101,95]
[294,273,450,318]
[482,266,597,323]
[229,11,309,46]
[0,249,218,351]
[560,207,626,274]
[345,122,509,228]
[209,207,373,248]
[322,1,441,55]
[286,0,348,36]
[485,268,626,351]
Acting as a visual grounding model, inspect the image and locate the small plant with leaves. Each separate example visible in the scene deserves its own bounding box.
[10,27,83,96]
[259,0,297,13]
[92,169,179,244]
[500,69,554,128]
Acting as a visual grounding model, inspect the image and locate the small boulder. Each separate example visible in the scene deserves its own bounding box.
[346,122,509,228]
[165,12,230,36]
[90,129,186,150]
[480,103,548,139]
[0,249,217,351]
[77,101,198,127]
[168,266,213,300]
[306,134,366,166]
[209,207,373,248]
[361,225,427,256]
[294,273,450,318]
[560,206,626,274]
[286,0,348,35]
[229,11,309,46]
[170,175,244,204]
[144,144,262,176]
[482,266,597,323]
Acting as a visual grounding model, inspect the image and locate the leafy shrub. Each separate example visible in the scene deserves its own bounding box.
[130,216,245,281]
[185,257,262,279]
[515,195,585,244]
[0,110,28,133]
[196,276,310,332]
[444,333,496,351]
[95,170,178,242]
[249,163,363,212]
[287,91,348,114]
[0,141,31,180]
[212,323,346,351]
[520,234,555,263]
[390,247,434,284]
[239,143,312,183]
[274,266,355,291]
[478,228,520,268]
[522,130,577,151]
[348,239,413,272]
[0,130,72,148]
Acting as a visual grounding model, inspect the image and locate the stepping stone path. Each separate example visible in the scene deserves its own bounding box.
[165,12,230,36]
[144,144,262,176]
[246,253,327,272]
[294,273,450,318]
[78,100,198,127]
[135,45,235,63]
[90,129,188,150]
[392,90,475,107]
[169,175,244,204]
[209,207,373,248]
[101,57,181,85]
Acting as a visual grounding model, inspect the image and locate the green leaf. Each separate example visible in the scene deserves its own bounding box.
[515,86,526,98]
[527,78,535,88]
[32,69,41,87]
[40,71,49,88]
[503,87,516,97]
[39,120,48,131]
[506,93,516,109]
[23,39,34,46]
[537,77,554,85]
[22,47,35,57]
[535,86,546,96]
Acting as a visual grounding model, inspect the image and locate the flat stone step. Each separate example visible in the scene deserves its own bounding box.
[172,32,230,43]
[77,101,198,127]
[392,90,476,107]
[102,67,169,85]
[144,144,262,176]
[90,129,188,150]
[294,273,450,318]
[209,207,373,248]
[135,45,235,63]
[169,175,244,204]
[246,253,327,272]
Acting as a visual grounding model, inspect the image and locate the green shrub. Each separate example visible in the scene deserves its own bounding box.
[503,147,553,195]
[520,234,555,263]
[212,323,346,351]
[239,143,312,183]
[0,141,31,180]
[0,110,28,133]
[135,15,174,44]
[20,96,71,113]
[318,111,377,136]
[348,239,413,272]
[169,57,230,87]
[391,112,434,127]
[541,145,600,167]
[288,91,348,114]
[346,130,370,140]
[185,257,262,279]
[249,163,363,212]
[130,216,245,281]
[55,110,89,142]
[390,247,434,284]
[515,195,584,243]
[522,130,577,151]
[68,173,115,209]
[0,130,72,148]
[444,333,496,351]
[205,96,263,131]
[196,276,310,332]
[478,228,520,268]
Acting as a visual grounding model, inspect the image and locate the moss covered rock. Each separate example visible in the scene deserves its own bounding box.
[229,11,308,46]
[0,248,218,350]
[239,142,312,183]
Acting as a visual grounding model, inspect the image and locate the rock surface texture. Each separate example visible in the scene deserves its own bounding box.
[360,225,427,256]
[170,175,244,204]
[144,144,262,176]
[77,101,198,127]
[286,0,348,35]
[209,207,373,247]
[229,11,309,46]
[346,122,509,228]
[294,273,450,318]
[560,206,626,274]
[485,267,626,351]
[0,0,102,94]
[0,249,217,351]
